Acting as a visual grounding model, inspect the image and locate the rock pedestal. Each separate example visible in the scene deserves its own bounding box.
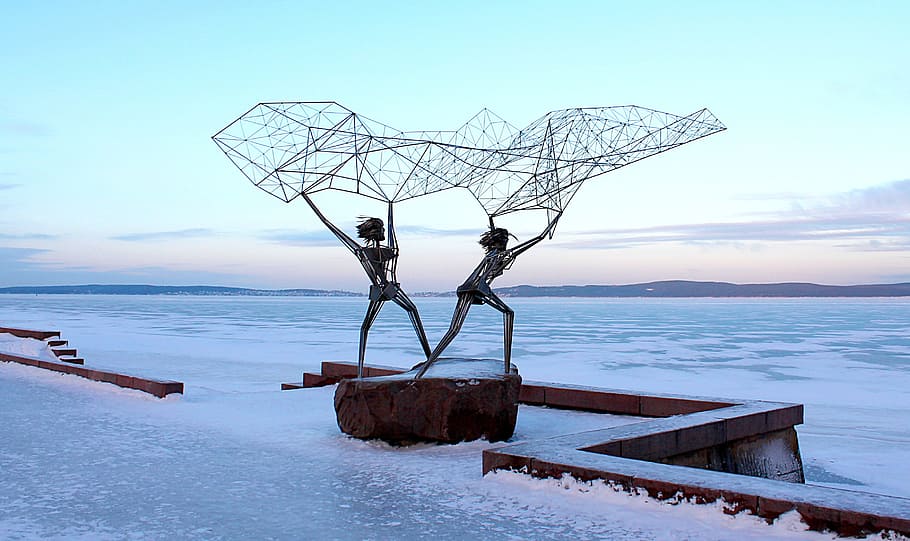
[334,358,521,445]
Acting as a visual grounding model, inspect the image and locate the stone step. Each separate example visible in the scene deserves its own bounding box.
[1,326,182,398]
[0,327,60,340]
[280,372,341,390]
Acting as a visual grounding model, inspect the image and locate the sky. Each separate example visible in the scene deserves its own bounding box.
[1,1,908,291]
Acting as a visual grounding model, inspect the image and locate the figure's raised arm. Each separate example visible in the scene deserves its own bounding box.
[508,211,562,258]
[386,201,397,252]
[387,201,400,280]
[301,193,360,253]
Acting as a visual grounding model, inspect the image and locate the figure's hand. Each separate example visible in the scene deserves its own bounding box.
[545,212,563,238]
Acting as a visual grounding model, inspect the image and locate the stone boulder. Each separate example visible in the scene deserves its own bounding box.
[334,357,521,445]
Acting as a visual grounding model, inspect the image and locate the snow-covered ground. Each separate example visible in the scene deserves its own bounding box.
[1,295,908,540]
[0,333,59,362]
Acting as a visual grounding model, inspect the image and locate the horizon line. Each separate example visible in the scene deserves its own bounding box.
[2,279,909,294]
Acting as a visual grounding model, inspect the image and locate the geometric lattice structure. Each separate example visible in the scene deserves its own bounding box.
[464,106,726,227]
[212,102,463,203]
[212,102,725,226]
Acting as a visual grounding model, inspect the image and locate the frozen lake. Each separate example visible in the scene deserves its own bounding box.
[2,295,909,540]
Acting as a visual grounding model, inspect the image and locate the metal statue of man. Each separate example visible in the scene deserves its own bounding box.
[301,193,432,377]
[415,213,562,378]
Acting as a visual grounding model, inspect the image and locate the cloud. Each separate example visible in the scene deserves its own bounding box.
[561,179,910,252]
[731,192,807,202]
[569,215,909,243]
[0,182,21,190]
[0,245,257,287]
[875,271,910,284]
[0,121,51,136]
[395,225,483,237]
[258,224,484,248]
[0,246,49,260]
[0,246,52,281]
[257,229,340,247]
[833,238,910,252]
[110,228,217,242]
[826,178,910,214]
[0,232,57,240]
[730,179,910,216]
[0,261,254,288]
[95,265,257,286]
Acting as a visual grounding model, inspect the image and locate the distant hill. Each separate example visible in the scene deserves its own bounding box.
[1,280,909,297]
[0,284,362,296]
[493,280,910,298]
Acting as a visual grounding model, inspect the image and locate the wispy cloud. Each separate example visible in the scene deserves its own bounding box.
[0,121,51,137]
[106,265,255,285]
[560,179,910,252]
[257,229,339,247]
[731,192,807,202]
[395,225,482,237]
[559,216,910,250]
[0,246,50,259]
[0,256,254,287]
[825,179,910,214]
[0,232,57,240]
[111,228,217,242]
[259,225,483,247]
[0,182,21,190]
[0,247,52,279]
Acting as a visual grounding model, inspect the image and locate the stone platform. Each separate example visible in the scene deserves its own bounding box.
[334,358,521,445]
[287,361,910,536]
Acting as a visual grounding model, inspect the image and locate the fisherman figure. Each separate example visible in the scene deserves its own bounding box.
[301,193,432,377]
[415,213,562,378]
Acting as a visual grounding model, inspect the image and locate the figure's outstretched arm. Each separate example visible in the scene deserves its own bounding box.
[301,193,359,253]
[508,211,563,259]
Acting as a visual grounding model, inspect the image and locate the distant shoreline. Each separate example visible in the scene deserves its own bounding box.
[1,280,909,298]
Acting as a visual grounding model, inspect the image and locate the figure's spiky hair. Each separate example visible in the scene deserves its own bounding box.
[356,217,384,242]
[479,228,509,253]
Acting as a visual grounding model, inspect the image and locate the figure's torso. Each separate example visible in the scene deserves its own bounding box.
[358,246,396,286]
[457,250,510,299]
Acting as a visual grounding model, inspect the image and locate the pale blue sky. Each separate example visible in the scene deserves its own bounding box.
[1,1,908,290]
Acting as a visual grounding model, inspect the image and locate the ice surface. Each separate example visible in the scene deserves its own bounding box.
[1,295,908,540]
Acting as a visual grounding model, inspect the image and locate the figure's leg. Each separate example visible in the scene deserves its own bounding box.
[483,293,515,374]
[391,290,432,359]
[358,299,385,378]
[414,294,474,379]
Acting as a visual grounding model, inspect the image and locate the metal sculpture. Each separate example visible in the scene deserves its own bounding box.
[300,193,431,377]
[213,101,725,377]
[414,214,561,378]
[414,106,726,376]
